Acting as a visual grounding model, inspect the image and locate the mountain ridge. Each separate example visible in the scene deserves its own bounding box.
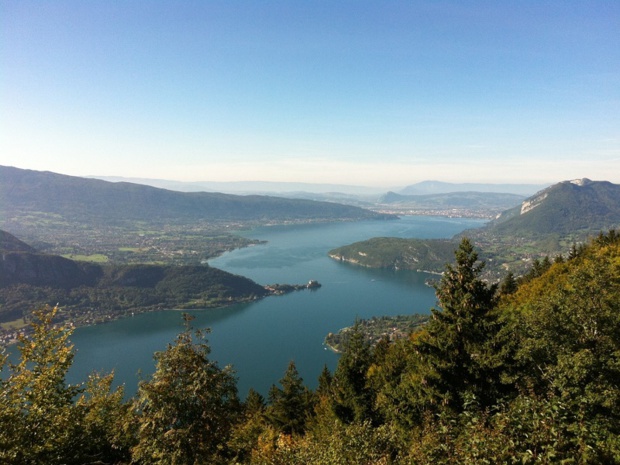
[330,179,620,277]
[398,180,547,196]
[0,166,393,225]
[485,178,620,236]
[90,175,547,197]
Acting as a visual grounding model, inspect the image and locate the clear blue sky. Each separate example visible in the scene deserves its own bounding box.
[2,1,619,187]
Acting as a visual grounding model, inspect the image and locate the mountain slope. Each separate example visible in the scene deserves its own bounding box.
[0,166,392,225]
[330,179,620,276]
[399,180,547,196]
[486,179,620,237]
[0,230,37,253]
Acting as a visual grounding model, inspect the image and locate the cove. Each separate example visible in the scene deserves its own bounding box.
[61,216,486,398]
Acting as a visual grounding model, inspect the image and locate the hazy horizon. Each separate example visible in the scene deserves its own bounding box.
[2,2,619,185]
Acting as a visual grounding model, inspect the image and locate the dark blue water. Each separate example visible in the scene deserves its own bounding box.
[16,216,486,398]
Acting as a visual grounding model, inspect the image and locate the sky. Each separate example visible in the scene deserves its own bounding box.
[1,1,619,187]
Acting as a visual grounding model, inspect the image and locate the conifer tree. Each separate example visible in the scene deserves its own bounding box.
[244,388,266,415]
[498,270,518,296]
[331,321,376,424]
[227,388,267,464]
[417,237,502,411]
[266,360,313,435]
[316,364,333,398]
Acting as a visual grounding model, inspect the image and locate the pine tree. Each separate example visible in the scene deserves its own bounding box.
[266,360,314,435]
[498,271,518,296]
[244,388,266,415]
[417,237,502,411]
[331,321,376,424]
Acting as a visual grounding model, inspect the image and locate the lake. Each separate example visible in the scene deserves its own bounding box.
[42,216,486,398]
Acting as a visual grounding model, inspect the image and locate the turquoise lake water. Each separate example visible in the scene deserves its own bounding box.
[35,216,486,398]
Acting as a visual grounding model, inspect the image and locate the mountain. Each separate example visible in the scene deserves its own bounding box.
[329,179,620,277]
[0,166,393,226]
[484,179,620,237]
[0,230,269,324]
[399,180,547,196]
[376,191,524,217]
[89,176,387,196]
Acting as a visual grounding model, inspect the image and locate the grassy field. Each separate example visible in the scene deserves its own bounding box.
[1,318,27,331]
[62,253,109,263]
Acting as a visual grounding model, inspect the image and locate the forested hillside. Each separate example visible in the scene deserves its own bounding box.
[329,237,455,272]
[0,230,269,328]
[2,232,619,464]
[488,178,620,236]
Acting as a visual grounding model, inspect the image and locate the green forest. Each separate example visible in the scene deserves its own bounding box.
[1,232,619,464]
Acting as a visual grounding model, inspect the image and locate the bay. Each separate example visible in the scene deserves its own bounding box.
[47,216,486,397]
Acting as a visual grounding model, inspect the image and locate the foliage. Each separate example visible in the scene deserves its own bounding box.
[329,321,377,425]
[291,420,399,465]
[0,305,132,464]
[416,237,503,411]
[265,361,315,436]
[132,314,240,465]
[74,372,135,464]
[501,231,620,454]
[228,389,268,464]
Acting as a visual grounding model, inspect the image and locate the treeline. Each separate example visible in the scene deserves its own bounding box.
[2,232,620,464]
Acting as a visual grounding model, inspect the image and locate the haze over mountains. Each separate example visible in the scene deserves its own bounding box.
[87,172,545,217]
[398,180,547,196]
[91,175,547,197]
[89,176,388,196]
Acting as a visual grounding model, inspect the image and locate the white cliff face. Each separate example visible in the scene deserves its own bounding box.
[569,178,592,187]
[521,192,548,215]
